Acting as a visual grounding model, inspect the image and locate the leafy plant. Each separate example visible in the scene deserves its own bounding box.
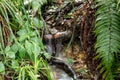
[94,0,120,80]
[0,0,52,80]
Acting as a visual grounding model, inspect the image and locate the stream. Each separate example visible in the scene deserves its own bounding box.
[44,33,77,80]
[50,63,74,80]
[44,32,99,80]
[42,0,99,79]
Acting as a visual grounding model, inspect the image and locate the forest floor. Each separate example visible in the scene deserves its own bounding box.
[42,0,100,80]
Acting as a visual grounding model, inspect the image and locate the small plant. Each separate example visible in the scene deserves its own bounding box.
[77,67,88,75]
[0,0,52,80]
[67,58,74,65]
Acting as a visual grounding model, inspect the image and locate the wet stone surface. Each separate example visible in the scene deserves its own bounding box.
[50,65,74,80]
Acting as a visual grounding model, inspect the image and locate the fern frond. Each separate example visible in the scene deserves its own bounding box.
[94,0,120,80]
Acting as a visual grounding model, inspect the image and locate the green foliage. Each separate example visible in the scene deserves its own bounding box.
[0,0,52,80]
[32,0,47,12]
[117,0,120,11]
[0,62,5,75]
[67,58,74,65]
[94,0,120,80]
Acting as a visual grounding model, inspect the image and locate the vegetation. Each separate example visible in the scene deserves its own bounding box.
[94,0,120,80]
[0,0,52,80]
[1,0,120,80]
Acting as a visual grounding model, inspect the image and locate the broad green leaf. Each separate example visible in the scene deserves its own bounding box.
[12,60,19,69]
[32,42,40,57]
[32,18,43,29]
[32,1,40,12]
[18,44,26,58]
[7,51,15,59]
[17,29,27,36]
[5,46,10,53]
[39,38,44,49]
[0,62,5,74]
[29,31,36,37]
[39,21,44,28]
[11,43,19,53]
[18,34,28,42]
[30,37,39,44]
[32,18,39,27]
[25,40,33,55]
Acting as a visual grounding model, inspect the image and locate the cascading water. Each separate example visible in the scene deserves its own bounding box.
[44,32,77,80]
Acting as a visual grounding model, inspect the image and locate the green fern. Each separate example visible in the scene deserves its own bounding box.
[94,0,120,80]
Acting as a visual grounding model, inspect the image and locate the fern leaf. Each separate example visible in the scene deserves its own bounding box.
[94,0,120,80]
